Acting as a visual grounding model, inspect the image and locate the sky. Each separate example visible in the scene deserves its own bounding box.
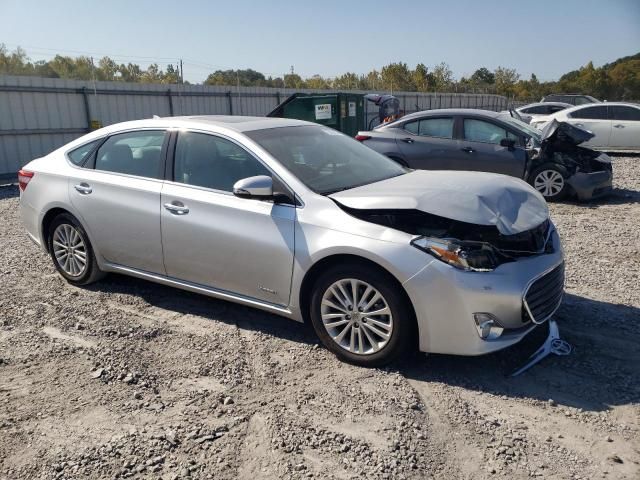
[1,0,639,83]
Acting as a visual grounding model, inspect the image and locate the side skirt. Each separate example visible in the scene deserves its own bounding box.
[102,262,300,321]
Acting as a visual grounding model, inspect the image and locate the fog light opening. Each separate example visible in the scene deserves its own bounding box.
[473,313,504,340]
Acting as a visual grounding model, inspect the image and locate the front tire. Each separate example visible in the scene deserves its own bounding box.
[309,263,413,367]
[528,163,570,201]
[48,213,105,285]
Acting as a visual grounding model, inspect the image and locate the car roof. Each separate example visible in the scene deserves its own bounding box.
[389,108,502,123]
[93,115,315,137]
[564,102,640,111]
[518,102,572,109]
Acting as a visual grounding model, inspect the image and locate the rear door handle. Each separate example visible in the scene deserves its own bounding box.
[461,147,475,153]
[401,137,414,144]
[613,124,625,128]
[74,183,92,194]
[164,202,189,215]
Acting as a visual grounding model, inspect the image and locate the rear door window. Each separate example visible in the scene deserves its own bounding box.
[418,118,454,139]
[94,130,166,179]
[548,105,567,113]
[569,106,608,120]
[522,105,546,114]
[463,119,517,144]
[609,105,640,121]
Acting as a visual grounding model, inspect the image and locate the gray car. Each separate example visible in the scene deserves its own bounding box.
[357,109,613,201]
[19,116,564,366]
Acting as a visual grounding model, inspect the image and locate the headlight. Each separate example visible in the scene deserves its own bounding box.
[411,237,498,272]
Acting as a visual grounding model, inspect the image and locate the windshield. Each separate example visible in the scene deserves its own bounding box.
[498,114,542,143]
[246,126,407,194]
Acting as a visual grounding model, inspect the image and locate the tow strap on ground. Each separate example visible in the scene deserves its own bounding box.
[511,320,572,376]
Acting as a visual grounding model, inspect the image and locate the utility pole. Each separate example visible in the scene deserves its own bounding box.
[90,56,100,124]
[290,65,294,75]
[179,59,183,84]
[236,71,242,115]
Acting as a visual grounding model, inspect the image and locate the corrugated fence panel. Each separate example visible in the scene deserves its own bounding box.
[0,74,510,178]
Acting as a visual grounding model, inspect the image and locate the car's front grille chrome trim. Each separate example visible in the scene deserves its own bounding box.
[522,262,565,325]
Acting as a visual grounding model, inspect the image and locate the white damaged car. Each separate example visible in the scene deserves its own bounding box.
[19,116,564,366]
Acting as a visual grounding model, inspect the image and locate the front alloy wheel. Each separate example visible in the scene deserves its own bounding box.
[320,278,394,355]
[310,263,413,367]
[533,169,565,198]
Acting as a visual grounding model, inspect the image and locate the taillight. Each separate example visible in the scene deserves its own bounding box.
[355,135,371,142]
[18,170,34,191]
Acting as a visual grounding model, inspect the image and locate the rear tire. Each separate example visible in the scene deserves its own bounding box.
[309,263,414,367]
[48,213,105,286]
[528,163,570,201]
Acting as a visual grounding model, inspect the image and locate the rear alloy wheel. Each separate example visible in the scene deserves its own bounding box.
[310,263,413,367]
[529,163,570,201]
[48,213,105,285]
[52,223,88,278]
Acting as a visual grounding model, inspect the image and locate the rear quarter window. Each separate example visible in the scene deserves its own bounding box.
[67,139,102,166]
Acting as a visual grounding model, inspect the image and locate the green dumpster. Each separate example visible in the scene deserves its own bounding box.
[267,93,365,137]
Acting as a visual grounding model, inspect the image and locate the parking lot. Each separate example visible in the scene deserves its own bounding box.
[0,156,639,479]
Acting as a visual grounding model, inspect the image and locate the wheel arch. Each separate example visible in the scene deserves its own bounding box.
[298,253,419,346]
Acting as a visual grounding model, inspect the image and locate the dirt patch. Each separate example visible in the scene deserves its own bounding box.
[1,157,639,479]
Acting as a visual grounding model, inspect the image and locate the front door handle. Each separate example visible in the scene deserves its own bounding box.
[164,201,189,215]
[613,124,625,128]
[401,137,414,144]
[461,147,475,154]
[74,183,92,194]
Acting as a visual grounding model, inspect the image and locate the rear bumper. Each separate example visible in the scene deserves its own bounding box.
[567,169,613,200]
[403,229,564,356]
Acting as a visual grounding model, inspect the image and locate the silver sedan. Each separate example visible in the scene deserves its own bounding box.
[19,116,564,366]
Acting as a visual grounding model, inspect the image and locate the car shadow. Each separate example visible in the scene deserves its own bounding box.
[0,185,19,200]
[399,293,640,412]
[86,273,316,346]
[562,187,640,206]
[91,274,639,412]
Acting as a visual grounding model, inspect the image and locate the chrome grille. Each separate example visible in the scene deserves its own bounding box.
[523,263,565,324]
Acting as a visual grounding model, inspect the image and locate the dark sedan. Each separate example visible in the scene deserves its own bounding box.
[356,109,612,201]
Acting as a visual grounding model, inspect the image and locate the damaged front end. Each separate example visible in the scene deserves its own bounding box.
[339,205,555,272]
[528,120,613,199]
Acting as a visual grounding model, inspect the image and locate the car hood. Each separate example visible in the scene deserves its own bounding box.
[541,119,594,145]
[330,170,548,235]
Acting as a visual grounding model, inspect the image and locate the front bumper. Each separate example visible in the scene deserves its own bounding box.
[566,169,613,201]
[403,229,564,356]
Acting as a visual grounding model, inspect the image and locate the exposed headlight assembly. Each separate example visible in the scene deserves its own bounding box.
[411,237,499,272]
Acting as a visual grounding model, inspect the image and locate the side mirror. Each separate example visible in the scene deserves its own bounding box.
[233,175,273,200]
[500,138,516,150]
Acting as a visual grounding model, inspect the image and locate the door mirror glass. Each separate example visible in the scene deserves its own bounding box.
[233,175,273,200]
[499,138,516,150]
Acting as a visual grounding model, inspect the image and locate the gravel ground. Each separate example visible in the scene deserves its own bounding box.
[1,157,639,480]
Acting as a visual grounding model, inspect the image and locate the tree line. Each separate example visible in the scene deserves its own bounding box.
[1,45,638,101]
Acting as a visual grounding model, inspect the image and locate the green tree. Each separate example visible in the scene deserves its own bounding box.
[380,62,414,92]
[412,63,429,92]
[494,66,520,97]
[430,62,453,91]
